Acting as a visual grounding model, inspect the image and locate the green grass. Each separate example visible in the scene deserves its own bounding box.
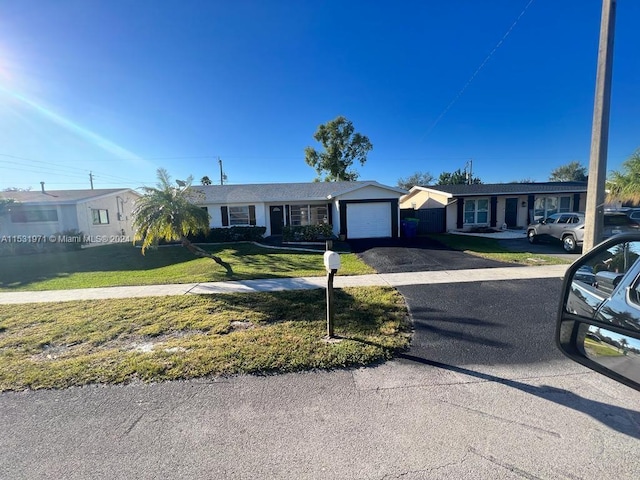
[584,338,624,357]
[428,233,571,266]
[0,243,374,291]
[0,287,410,391]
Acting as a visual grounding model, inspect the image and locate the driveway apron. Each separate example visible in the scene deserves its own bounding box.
[351,237,565,367]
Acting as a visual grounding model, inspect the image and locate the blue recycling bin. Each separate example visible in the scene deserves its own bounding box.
[402,218,418,238]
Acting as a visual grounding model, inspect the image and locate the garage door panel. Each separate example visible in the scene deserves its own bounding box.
[347,202,391,239]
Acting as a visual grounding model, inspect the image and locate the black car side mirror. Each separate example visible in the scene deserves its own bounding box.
[557,233,640,391]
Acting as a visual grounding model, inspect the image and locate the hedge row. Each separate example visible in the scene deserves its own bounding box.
[282,224,334,242]
[186,226,267,243]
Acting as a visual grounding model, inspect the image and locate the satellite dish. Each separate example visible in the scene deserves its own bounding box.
[176,180,187,187]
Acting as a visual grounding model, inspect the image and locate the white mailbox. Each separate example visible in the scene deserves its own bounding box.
[323,250,341,272]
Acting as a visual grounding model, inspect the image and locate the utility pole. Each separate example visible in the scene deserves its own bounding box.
[89,172,94,190]
[584,0,616,252]
[465,159,473,185]
[218,157,224,185]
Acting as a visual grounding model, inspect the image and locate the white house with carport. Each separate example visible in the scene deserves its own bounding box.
[191,181,406,239]
[400,182,588,232]
[0,187,141,243]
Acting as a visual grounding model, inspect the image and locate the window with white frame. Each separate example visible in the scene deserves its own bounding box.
[91,209,109,225]
[289,204,328,226]
[464,199,489,224]
[534,196,571,220]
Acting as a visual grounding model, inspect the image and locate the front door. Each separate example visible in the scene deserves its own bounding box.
[505,198,518,228]
[269,206,284,235]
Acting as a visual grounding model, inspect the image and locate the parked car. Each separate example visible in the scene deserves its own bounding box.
[527,212,585,252]
[557,233,640,390]
[603,211,640,239]
[605,207,640,223]
[527,211,640,252]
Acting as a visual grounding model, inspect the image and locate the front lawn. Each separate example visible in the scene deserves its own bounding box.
[0,287,410,391]
[0,243,374,291]
[428,233,571,265]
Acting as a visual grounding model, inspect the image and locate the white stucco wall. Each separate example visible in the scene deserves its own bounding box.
[338,185,402,201]
[78,190,140,245]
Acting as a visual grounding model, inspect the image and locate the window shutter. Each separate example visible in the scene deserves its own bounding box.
[221,206,229,226]
[249,205,256,226]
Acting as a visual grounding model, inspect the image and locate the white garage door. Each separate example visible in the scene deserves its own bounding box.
[346,202,392,239]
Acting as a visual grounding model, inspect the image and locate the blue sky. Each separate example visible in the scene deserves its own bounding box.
[0,0,638,191]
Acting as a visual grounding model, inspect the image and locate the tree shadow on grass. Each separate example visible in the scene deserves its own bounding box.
[0,243,327,290]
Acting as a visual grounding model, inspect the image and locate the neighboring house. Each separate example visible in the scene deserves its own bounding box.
[400,182,588,233]
[0,187,141,245]
[192,181,406,239]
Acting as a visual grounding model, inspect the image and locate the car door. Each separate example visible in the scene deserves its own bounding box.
[548,214,573,240]
[537,214,558,239]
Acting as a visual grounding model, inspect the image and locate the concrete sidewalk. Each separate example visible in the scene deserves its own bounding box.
[0,264,569,304]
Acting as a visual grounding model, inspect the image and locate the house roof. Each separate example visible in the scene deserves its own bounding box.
[193,181,406,204]
[0,188,138,205]
[407,182,588,198]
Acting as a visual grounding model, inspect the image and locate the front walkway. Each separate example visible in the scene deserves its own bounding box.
[0,264,569,304]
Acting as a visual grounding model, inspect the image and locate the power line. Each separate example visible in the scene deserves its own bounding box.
[422,0,536,140]
[0,153,150,184]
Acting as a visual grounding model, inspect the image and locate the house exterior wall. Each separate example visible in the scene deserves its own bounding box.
[445,193,585,232]
[399,190,449,209]
[200,186,402,239]
[205,202,267,229]
[445,202,458,231]
[0,190,140,245]
[338,185,403,201]
[78,191,140,244]
[0,205,65,237]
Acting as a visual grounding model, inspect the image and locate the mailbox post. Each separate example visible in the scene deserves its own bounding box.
[323,250,341,338]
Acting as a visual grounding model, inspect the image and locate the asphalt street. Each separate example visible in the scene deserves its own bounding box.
[1,240,639,479]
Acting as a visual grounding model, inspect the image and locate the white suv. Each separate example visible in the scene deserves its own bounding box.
[528,211,640,252]
[527,212,585,252]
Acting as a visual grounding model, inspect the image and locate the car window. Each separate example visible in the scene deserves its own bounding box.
[557,216,570,224]
[631,212,640,220]
[545,216,557,224]
[604,215,631,226]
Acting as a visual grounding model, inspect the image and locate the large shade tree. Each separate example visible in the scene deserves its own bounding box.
[549,161,587,182]
[132,168,233,275]
[305,116,373,181]
[436,169,481,185]
[397,171,434,191]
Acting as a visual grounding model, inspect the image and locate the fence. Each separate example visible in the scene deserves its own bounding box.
[400,208,446,234]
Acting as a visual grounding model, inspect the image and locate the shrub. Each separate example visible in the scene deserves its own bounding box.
[282,224,334,242]
[186,226,266,243]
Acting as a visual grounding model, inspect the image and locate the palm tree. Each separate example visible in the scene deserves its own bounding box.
[132,168,233,275]
[607,149,640,205]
